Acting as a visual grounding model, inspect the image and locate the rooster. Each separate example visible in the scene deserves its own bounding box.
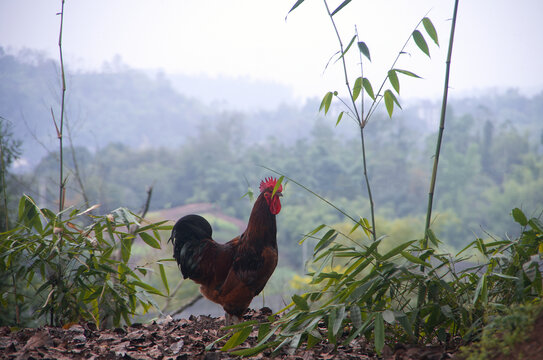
[169,177,283,323]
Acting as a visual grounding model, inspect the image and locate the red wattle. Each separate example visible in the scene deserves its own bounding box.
[270,196,281,215]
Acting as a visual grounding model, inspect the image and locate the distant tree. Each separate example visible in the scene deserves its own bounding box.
[0,117,22,231]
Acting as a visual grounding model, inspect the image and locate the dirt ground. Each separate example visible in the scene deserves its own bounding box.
[5,307,539,360]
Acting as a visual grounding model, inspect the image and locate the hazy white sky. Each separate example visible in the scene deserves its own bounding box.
[1,0,542,101]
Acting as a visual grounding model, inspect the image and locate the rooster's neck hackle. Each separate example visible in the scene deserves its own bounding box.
[243,192,277,248]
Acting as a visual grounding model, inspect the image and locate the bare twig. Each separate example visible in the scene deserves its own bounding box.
[140,186,154,219]
[161,278,185,313]
[170,293,204,317]
[65,116,91,209]
[56,0,66,215]
[323,0,376,241]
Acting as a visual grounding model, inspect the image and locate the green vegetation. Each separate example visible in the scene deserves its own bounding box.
[458,301,543,360]
[0,195,170,328]
[1,0,543,357]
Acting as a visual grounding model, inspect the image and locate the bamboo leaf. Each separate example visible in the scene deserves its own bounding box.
[319,91,334,115]
[300,224,326,245]
[388,70,400,94]
[412,30,430,57]
[529,218,543,233]
[350,305,362,329]
[292,294,309,311]
[362,78,375,100]
[314,229,338,255]
[512,208,528,226]
[357,41,371,61]
[158,263,169,296]
[331,0,352,16]
[381,240,416,261]
[272,175,284,198]
[287,0,305,15]
[333,306,346,336]
[338,35,357,60]
[422,17,439,46]
[384,90,394,117]
[335,111,344,126]
[374,312,385,354]
[472,274,487,305]
[140,232,161,249]
[222,326,253,350]
[352,77,362,102]
[426,228,440,246]
[401,251,431,267]
[395,68,422,78]
[382,310,395,324]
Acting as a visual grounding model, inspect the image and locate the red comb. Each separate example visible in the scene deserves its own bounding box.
[259,177,282,193]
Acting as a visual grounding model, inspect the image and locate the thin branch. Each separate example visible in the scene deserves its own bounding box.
[170,294,204,317]
[424,0,460,248]
[365,12,430,121]
[57,0,66,215]
[140,186,154,218]
[65,115,91,209]
[323,0,376,241]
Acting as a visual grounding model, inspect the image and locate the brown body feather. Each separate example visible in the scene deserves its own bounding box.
[169,185,280,318]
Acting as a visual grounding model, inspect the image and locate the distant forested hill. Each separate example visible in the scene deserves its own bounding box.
[2,48,543,262]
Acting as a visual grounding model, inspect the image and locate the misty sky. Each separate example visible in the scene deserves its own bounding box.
[1,0,543,102]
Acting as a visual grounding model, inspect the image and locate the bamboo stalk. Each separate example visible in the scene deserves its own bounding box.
[323,0,376,241]
[416,0,460,340]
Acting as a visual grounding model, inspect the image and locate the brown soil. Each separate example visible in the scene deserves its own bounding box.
[0,308,461,360]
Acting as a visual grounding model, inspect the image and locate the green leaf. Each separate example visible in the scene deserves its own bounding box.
[257,322,271,343]
[381,240,416,261]
[205,333,231,351]
[352,77,362,102]
[121,237,132,263]
[292,294,309,311]
[426,228,440,246]
[131,281,163,296]
[395,68,422,78]
[272,175,284,198]
[358,41,371,61]
[158,263,169,296]
[412,30,430,57]
[374,313,385,354]
[319,91,334,115]
[473,274,487,305]
[333,306,346,337]
[528,218,543,233]
[362,78,375,100]
[401,251,431,267]
[382,310,395,324]
[512,208,528,226]
[350,305,362,329]
[222,326,253,350]
[300,224,326,245]
[140,232,161,249]
[388,70,400,94]
[327,307,337,344]
[335,111,344,126]
[384,90,394,117]
[338,35,357,60]
[287,0,305,15]
[331,0,352,16]
[231,342,274,357]
[314,230,338,255]
[422,17,439,46]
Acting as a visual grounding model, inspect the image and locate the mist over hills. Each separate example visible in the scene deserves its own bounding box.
[1,48,542,173]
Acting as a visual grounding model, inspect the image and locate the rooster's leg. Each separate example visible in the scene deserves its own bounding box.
[225,312,241,326]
